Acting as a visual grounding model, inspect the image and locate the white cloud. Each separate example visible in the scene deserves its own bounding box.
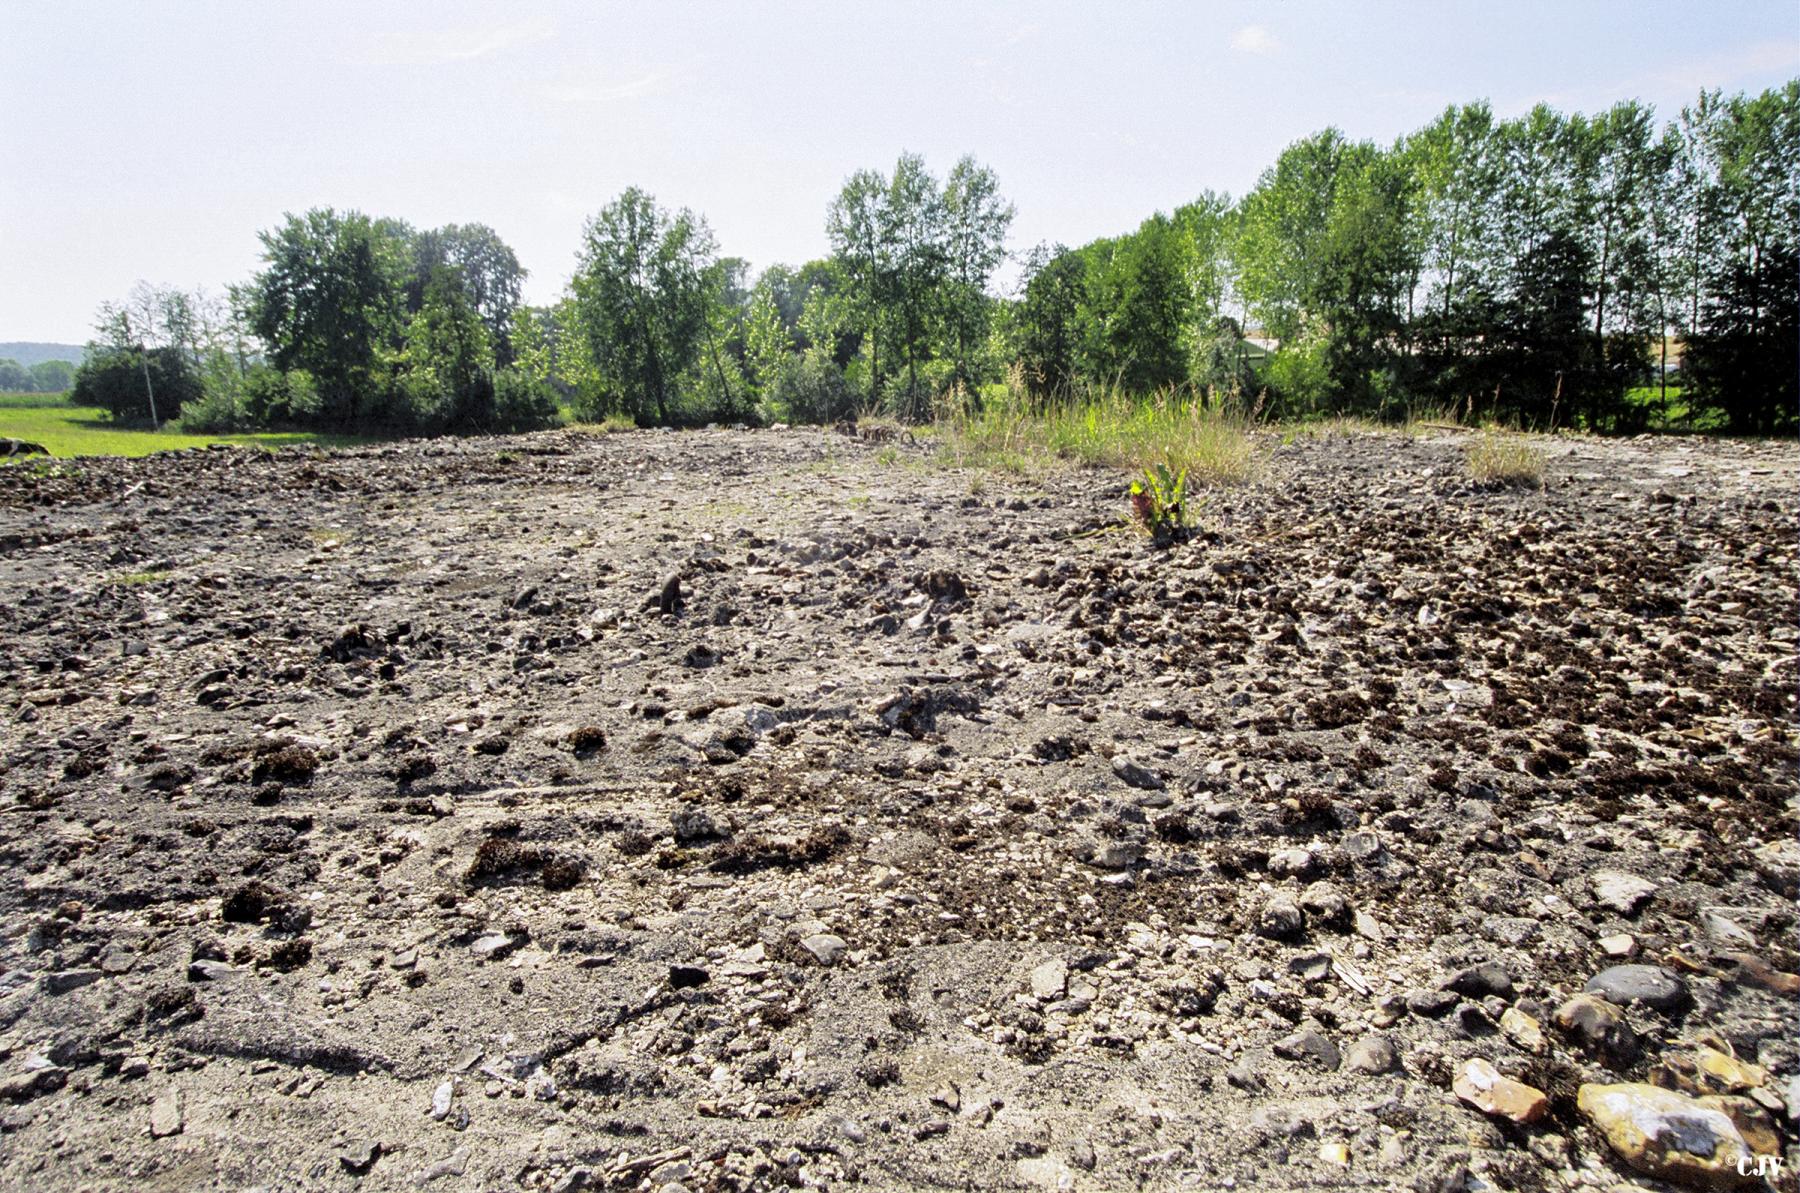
[1230,24,1278,55]
[538,73,668,104]
[1652,40,1797,93]
[1002,22,1042,48]
[350,18,555,67]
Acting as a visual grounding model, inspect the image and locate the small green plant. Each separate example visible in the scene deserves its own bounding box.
[114,569,174,586]
[1129,462,1190,540]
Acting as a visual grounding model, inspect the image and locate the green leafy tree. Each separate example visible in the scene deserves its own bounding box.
[1172,193,1249,389]
[569,187,721,424]
[938,156,1014,391]
[1683,82,1800,431]
[882,153,950,415]
[403,224,528,362]
[1010,243,1087,400]
[825,167,895,401]
[245,208,406,427]
[71,348,200,423]
[744,283,794,408]
[402,266,496,429]
[1080,214,1193,394]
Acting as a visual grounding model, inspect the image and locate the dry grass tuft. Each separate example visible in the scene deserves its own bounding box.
[1466,432,1546,488]
[935,386,1258,489]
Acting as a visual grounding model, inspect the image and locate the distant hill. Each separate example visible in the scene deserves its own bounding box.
[0,342,87,367]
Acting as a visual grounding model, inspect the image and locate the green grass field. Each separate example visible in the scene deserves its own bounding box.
[0,394,367,457]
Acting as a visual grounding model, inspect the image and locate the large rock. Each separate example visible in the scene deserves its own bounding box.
[1578,1082,1769,1189]
[1586,964,1687,1013]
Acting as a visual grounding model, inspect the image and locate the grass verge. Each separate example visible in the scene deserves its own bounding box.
[0,398,369,458]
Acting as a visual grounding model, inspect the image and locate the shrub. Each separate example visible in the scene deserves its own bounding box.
[491,368,561,432]
[178,384,250,433]
[770,353,856,424]
[70,348,201,424]
[244,366,319,425]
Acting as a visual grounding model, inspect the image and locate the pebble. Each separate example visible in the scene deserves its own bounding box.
[1598,933,1638,958]
[430,1080,454,1121]
[1086,841,1144,870]
[469,934,517,962]
[0,1063,68,1101]
[1452,1058,1547,1124]
[1499,1007,1546,1055]
[1553,993,1640,1069]
[1226,1058,1265,1091]
[337,1139,380,1173]
[1255,896,1304,940]
[1110,754,1163,790]
[1443,962,1513,1001]
[1287,951,1332,982]
[1589,870,1657,916]
[668,965,710,989]
[1700,910,1757,948]
[1585,964,1686,1013]
[1030,957,1068,1000]
[41,969,103,995]
[149,1086,184,1138]
[1298,882,1347,926]
[1652,1046,1770,1098]
[1273,1027,1340,1070]
[1406,989,1458,1018]
[1267,847,1315,879]
[800,934,847,966]
[1343,1035,1398,1075]
[414,1146,471,1185]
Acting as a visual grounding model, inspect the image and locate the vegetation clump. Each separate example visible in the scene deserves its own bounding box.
[1467,433,1548,488]
[1130,462,1191,541]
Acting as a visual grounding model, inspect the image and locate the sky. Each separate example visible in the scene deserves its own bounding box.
[3,1,1796,343]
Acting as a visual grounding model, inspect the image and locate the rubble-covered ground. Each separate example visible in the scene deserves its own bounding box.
[0,425,1795,1192]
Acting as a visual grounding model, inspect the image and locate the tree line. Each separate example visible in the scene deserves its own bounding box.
[1012,82,1797,434]
[0,358,76,393]
[73,81,1795,436]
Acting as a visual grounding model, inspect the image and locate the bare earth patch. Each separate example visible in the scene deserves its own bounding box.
[0,426,1795,1190]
